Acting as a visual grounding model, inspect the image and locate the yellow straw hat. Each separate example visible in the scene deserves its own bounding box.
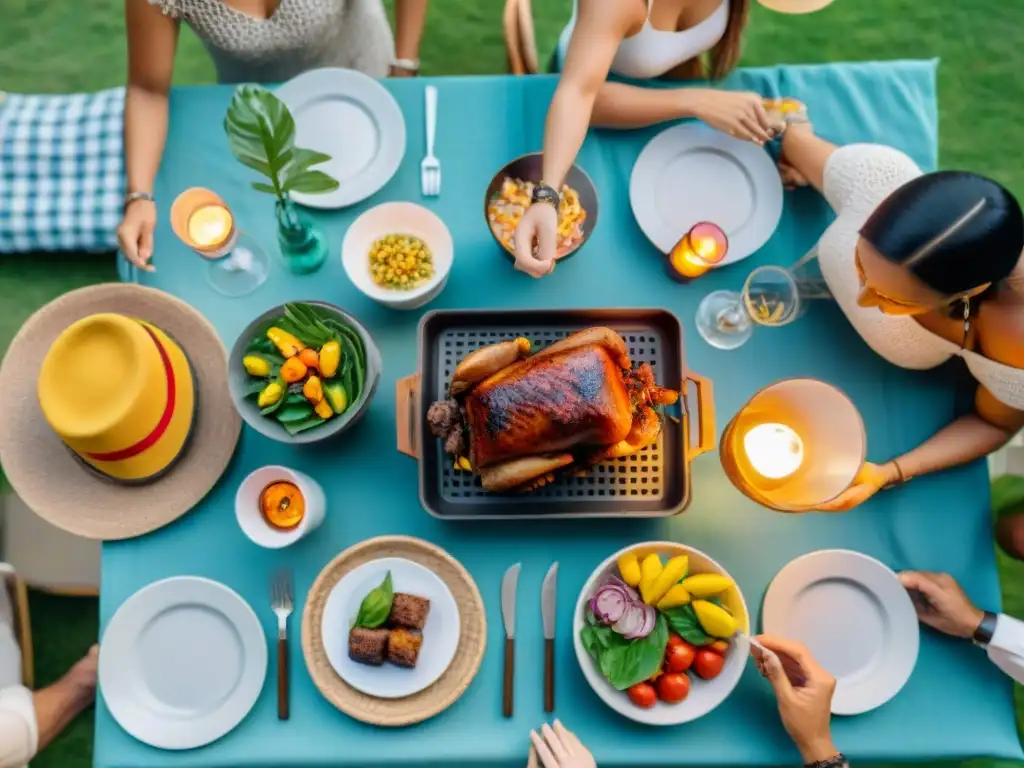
[0,284,240,540]
[38,314,196,483]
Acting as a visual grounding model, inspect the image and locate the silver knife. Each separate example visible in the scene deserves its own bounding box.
[501,563,520,718]
[541,562,558,713]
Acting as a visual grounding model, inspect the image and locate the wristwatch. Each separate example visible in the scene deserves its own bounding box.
[123,191,154,210]
[390,58,420,73]
[805,755,849,768]
[531,182,560,208]
[973,610,998,647]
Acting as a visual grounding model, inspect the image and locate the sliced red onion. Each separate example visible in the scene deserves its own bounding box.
[590,583,630,624]
[607,575,640,602]
[627,604,657,639]
[612,603,646,637]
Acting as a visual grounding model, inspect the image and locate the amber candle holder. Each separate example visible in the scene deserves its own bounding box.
[170,187,269,298]
[665,222,728,283]
[720,378,866,512]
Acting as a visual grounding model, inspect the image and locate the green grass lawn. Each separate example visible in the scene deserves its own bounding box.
[4,0,1023,765]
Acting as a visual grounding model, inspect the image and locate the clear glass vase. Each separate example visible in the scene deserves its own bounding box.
[276,196,328,275]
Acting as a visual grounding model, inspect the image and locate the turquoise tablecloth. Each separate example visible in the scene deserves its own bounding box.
[98,61,1023,767]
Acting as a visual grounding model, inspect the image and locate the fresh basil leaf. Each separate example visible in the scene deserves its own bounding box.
[283,416,327,435]
[662,604,713,646]
[354,571,394,628]
[284,147,333,177]
[251,182,277,194]
[243,379,267,397]
[284,170,341,195]
[577,613,668,691]
[274,403,315,424]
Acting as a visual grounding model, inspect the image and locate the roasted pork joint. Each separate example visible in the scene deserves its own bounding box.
[427,327,678,492]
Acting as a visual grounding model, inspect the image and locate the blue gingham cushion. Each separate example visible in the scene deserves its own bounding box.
[0,88,125,253]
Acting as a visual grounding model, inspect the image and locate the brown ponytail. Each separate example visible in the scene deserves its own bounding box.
[707,0,750,80]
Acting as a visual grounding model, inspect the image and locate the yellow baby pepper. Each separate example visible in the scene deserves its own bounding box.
[267,327,305,358]
[692,600,738,639]
[318,340,341,378]
[645,555,689,605]
[638,554,663,605]
[314,399,334,420]
[242,355,272,377]
[257,381,284,408]
[303,376,324,406]
[656,585,692,610]
[617,554,642,588]
[680,574,734,598]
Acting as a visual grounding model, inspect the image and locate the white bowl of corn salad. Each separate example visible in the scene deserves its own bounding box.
[342,202,454,310]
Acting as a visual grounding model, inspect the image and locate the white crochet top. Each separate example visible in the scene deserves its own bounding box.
[818,144,1024,410]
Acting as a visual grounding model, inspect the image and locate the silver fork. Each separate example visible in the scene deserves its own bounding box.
[271,569,293,721]
[420,85,440,197]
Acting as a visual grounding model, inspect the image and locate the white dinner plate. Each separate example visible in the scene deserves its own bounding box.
[275,67,406,209]
[99,577,267,750]
[629,123,783,263]
[762,550,919,715]
[321,557,460,699]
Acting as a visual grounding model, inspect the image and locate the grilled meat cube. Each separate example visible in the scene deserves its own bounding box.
[464,343,633,468]
[388,593,431,630]
[387,628,424,668]
[348,627,390,666]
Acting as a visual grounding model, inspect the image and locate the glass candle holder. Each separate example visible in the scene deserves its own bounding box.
[665,222,728,282]
[170,188,269,298]
[719,378,866,512]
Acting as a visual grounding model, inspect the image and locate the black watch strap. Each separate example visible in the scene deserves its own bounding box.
[805,755,848,768]
[973,610,998,647]
[531,182,560,208]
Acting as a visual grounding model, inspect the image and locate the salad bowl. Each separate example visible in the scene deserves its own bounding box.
[573,541,749,726]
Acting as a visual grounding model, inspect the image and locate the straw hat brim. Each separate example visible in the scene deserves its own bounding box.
[0,283,241,540]
[756,0,835,12]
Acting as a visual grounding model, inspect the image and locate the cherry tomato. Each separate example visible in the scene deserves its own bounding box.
[656,672,691,704]
[627,681,658,709]
[665,642,695,673]
[693,648,726,680]
[667,633,686,650]
[708,640,729,654]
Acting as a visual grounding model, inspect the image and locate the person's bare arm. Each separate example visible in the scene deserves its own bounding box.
[539,0,642,188]
[590,82,719,129]
[124,0,178,199]
[392,0,428,69]
[777,123,837,194]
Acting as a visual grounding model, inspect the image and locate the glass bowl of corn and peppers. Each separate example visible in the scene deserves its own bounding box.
[227,302,382,444]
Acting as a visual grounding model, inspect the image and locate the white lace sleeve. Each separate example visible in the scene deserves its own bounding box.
[822,143,923,215]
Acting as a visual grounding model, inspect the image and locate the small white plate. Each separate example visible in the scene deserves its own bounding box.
[762,550,919,715]
[99,577,267,750]
[629,123,783,263]
[321,557,460,699]
[276,68,406,209]
[342,202,454,310]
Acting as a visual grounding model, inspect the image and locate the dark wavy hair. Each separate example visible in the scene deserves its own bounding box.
[860,171,1024,296]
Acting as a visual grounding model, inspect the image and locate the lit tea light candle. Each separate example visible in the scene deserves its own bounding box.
[666,222,728,282]
[187,204,234,249]
[743,422,804,480]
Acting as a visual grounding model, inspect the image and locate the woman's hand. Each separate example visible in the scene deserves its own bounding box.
[690,90,774,145]
[812,461,897,512]
[752,635,838,764]
[117,198,157,272]
[512,203,559,278]
[388,65,417,78]
[528,721,596,768]
[898,571,984,639]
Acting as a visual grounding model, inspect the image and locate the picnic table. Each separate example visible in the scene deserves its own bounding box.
[97,61,1023,767]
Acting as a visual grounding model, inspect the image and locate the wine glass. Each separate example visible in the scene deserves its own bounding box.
[171,188,270,298]
[695,253,831,350]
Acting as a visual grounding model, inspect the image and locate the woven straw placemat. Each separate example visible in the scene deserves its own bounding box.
[302,535,486,726]
[0,283,241,540]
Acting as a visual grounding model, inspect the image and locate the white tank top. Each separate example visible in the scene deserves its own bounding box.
[556,0,729,80]
[818,143,1024,410]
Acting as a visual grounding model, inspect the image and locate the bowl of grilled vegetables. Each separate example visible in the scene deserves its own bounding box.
[228,301,382,444]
